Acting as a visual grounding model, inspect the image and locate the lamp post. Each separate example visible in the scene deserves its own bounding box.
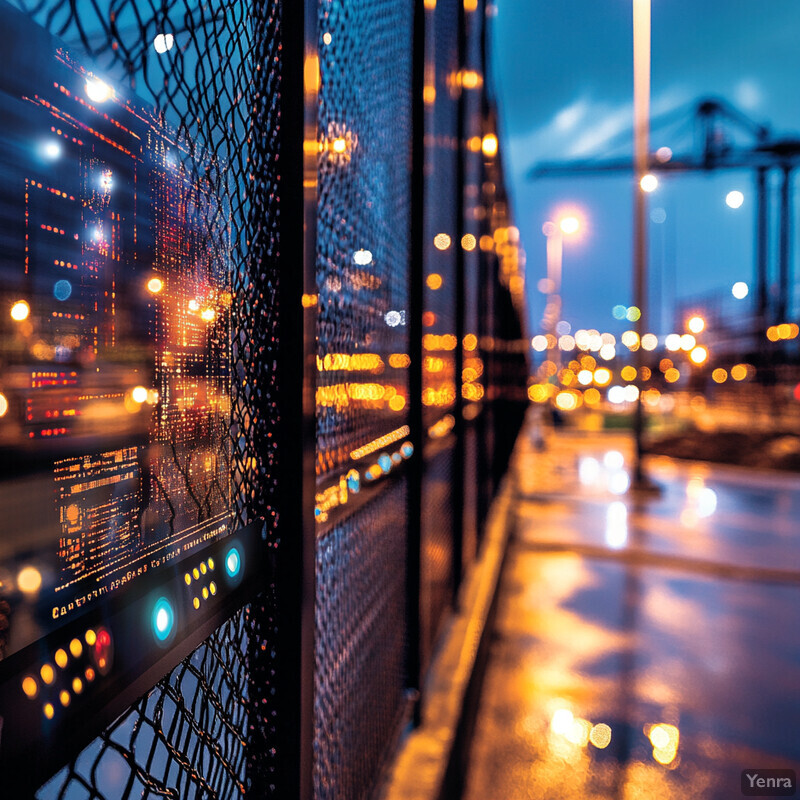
[632,0,654,490]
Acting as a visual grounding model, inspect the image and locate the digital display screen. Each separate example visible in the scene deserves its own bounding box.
[0,7,233,660]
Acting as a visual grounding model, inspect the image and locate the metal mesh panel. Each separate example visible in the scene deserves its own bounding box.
[38,608,250,799]
[7,0,286,795]
[314,482,408,800]
[315,0,412,479]
[314,0,414,797]
[418,0,461,672]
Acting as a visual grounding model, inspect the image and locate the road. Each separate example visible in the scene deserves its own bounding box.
[463,422,800,800]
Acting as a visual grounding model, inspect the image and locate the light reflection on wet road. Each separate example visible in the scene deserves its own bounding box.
[462,427,800,800]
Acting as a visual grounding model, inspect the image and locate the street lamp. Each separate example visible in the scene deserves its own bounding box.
[632,0,656,491]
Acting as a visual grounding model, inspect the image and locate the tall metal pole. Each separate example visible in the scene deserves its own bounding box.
[632,0,650,488]
[545,229,563,373]
[778,165,792,324]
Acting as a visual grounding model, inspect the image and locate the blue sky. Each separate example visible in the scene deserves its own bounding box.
[491,0,800,334]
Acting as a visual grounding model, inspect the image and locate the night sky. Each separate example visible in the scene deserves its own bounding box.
[491,0,800,336]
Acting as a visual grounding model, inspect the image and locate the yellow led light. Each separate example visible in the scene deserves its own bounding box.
[209,582,217,595]
[72,677,83,694]
[22,676,38,698]
[193,597,200,610]
[55,649,68,669]
[43,703,55,720]
[192,568,200,580]
[85,667,96,682]
[200,562,207,575]
[85,629,97,646]
[59,690,70,707]
[202,587,209,600]
[69,638,82,658]
[185,573,192,585]
[207,558,215,571]
[40,664,55,685]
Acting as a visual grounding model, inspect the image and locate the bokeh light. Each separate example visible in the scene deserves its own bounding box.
[687,315,705,333]
[426,273,443,290]
[732,281,748,299]
[85,76,113,103]
[689,346,708,365]
[481,133,498,158]
[434,233,451,250]
[10,300,30,321]
[726,190,744,209]
[560,216,579,235]
[641,333,658,350]
[153,33,175,53]
[640,173,658,192]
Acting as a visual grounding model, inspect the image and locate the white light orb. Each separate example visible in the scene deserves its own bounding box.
[131,385,149,404]
[640,174,658,193]
[732,281,749,299]
[85,77,113,104]
[726,190,744,209]
[560,216,580,235]
[43,141,61,160]
[153,33,175,54]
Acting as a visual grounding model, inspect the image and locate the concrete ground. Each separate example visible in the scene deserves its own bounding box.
[462,419,800,800]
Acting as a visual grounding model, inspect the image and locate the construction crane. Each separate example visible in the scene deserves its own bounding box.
[528,97,800,328]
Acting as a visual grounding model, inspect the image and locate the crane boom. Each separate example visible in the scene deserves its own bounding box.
[526,97,800,327]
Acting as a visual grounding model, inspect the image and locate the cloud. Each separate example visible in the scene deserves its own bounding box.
[508,85,692,174]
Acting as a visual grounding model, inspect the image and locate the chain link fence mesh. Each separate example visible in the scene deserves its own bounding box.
[314,1,414,798]
[6,0,285,796]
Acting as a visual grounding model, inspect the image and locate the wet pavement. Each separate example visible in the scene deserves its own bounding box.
[462,421,800,800]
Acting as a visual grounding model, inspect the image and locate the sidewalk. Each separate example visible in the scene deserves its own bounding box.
[462,419,800,800]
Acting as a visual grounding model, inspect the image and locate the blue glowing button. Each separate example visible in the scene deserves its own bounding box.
[225,546,241,578]
[152,597,174,642]
[400,442,414,459]
[378,453,392,474]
